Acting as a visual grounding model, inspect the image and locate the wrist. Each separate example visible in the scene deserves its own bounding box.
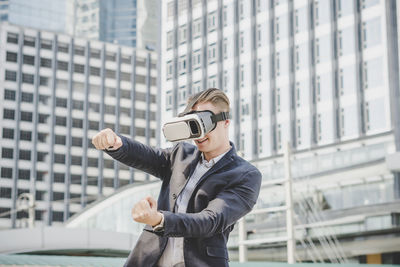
[152,212,164,231]
[151,212,163,226]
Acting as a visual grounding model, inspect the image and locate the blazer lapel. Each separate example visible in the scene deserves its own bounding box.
[194,152,233,187]
[195,143,237,188]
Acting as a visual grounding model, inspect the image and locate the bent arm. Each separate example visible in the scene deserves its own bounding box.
[155,169,262,238]
[105,135,174,180]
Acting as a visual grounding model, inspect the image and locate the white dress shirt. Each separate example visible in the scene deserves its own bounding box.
[157,150,229,267]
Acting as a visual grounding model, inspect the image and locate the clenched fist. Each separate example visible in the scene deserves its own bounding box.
[132,196,163,226]
[92,128,123,150]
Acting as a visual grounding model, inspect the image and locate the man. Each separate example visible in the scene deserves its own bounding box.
[92,88,262,267]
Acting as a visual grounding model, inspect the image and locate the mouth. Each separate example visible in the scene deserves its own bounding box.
[195,137,208,144]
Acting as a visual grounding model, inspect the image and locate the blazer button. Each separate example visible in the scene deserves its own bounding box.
[172,193,177,199]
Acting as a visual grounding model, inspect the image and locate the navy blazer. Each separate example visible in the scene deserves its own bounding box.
[106,135,262,267]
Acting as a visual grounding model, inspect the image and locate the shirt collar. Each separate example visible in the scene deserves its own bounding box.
[200,149,230,169]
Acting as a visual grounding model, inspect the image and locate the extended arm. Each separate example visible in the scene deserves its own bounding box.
[92,128,174,179]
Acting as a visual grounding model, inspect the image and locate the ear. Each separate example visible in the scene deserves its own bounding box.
[224,119,230,128]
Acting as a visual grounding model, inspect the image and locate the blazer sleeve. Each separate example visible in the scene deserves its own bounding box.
[155,168,262,238]
[105,135,174,180]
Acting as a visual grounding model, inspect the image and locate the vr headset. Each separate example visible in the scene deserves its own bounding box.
[163,110,229,142]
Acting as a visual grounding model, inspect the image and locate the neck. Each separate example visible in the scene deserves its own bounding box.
[203,142,231,162]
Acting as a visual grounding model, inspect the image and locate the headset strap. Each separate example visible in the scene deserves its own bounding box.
[211,112,230,123]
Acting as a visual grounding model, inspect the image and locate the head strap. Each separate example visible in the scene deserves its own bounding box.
[211,112,230,123]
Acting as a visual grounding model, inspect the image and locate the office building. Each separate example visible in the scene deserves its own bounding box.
[2,0,158,49]
[160,0,400,263]
[0,22,158,228]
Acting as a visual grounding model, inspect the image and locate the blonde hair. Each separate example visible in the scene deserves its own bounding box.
[186,88,230,113]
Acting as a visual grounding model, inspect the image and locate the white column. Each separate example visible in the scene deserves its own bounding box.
[284,142,295,263]
[238,218,248,262]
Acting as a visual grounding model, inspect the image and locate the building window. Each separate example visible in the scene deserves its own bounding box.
[37,151,47,162]
[193,81,201,94]
[276,88,281,112]
[3,128,14,139]
[178,55,187,75]
[257,59,262,82]
[23,55,35,66]
[71,156,82,165]
[1,167,12,178]
[57,60,69,71]
[90,49,101,59]
[295,7,308,33]
[52,211,64,222]
[89,120,99,130]
[54,154,65,164]
[74,46,85,56]
[72,118,83,128]
[192,49,201,70]
[20,111,33,122]
[208,12,217,32]
[208,43,217,64]
[362,18,381,49]
[74,64,85,74]
[23,36,35,47]
[193,19,202,39]
[179,25,187,44]
[363,58,383,90]
[90,66,100,76]
[40,57,52,68]
[2,148,13,159]
[21,92,33,103]
[6,52,17,63]
[166,60,173,80]
[18,169,30,180]
[56,97,67,108]
[41,39,53,50]
[54,172,65,183]
[56,116,67,126]
[39,114,49,124]
[3,109,15,120]
[4,89,16,101]
[37,133,47,143]
[258,129,263,154]
[208,75,217,88]
[89,102,100,113]
[5,70,17,81]
[20,130,32,141]
[106,52,116,62]
[105,105,115,115]
[166,90,173,110]
[178,86,187,106]
[7,33,18,44]
[55,135,66,145]
[72,100,84,110]
[19,149,31,161]
[0,188,12,199]
[239,32,244,53]
[361,0,379,9]
[72,137,83,147]
[22,73,34,84]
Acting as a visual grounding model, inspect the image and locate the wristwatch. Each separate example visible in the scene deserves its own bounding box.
[152,213,164,232]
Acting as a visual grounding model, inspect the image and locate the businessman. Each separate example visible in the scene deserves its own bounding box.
[92,88,262,267]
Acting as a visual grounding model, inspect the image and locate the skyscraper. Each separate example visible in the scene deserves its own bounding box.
[0,22,158,228]
[161,0,400,262]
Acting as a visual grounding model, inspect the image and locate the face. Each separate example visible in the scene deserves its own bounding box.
[191,101,230,154]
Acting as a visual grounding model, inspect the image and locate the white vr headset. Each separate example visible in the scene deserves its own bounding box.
[162,110,229,142]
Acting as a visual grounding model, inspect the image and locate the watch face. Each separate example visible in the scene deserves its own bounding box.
[154,225,164,232]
